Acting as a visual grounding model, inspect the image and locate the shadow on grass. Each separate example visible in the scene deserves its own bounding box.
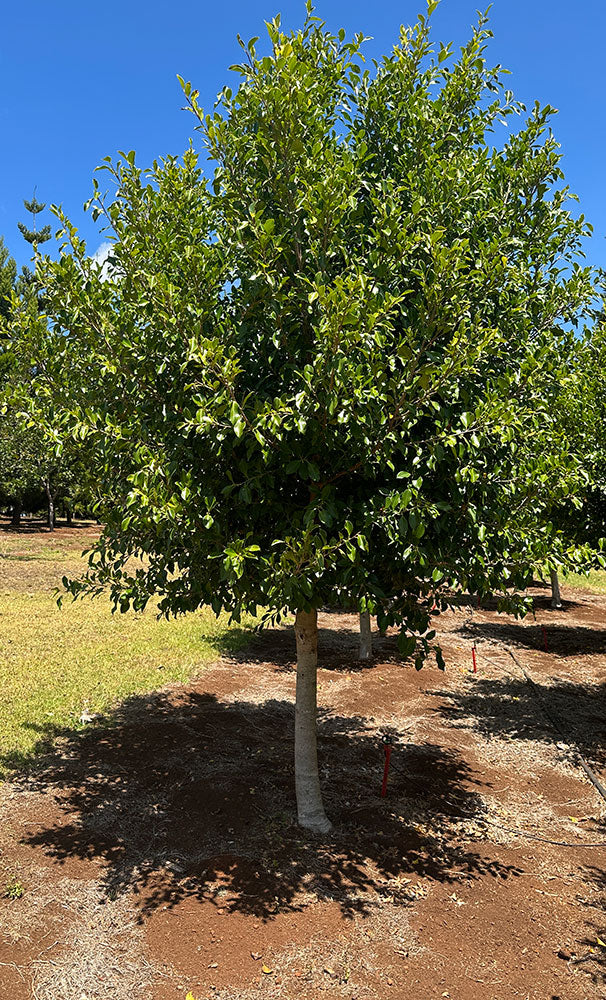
[7,687,520,922]
[0,620,257,780]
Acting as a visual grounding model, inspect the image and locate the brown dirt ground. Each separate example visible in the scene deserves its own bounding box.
[0,570,605,999]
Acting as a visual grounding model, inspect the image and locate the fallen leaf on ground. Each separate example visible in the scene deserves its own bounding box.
[251,952,262,960]
[262,965,273,975]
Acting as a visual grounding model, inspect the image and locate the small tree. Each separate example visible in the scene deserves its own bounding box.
[28,4,599,830]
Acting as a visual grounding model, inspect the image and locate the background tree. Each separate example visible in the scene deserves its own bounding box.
[24,4,600,831]
[545,315,606,604]
[17,192,52,314]
[0,237,18,385]
[1,211,90,529]
[0,237,17,325]
[0,411,44,524]
[18,192,51,258]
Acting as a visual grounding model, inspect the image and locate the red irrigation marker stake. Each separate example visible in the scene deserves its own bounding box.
[472,645,477,673]
[381,736,393,797]
[542,625,548,653]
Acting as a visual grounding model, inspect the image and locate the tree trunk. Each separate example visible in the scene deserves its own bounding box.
[45,481,55,532]
[11,502,22,527]
[294,609,331,834]
[550,569,562,609]
[359,611,372,660]
[66,506,73,527]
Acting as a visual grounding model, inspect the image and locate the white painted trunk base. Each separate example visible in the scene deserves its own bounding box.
[359,611,372,659]
[550,569,562,609]
[294,609,332,834]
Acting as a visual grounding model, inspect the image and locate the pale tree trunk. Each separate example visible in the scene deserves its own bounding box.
[550,569,562,609]
[44,480,55,532]
[359,611,372,660]
[294,609,331,834]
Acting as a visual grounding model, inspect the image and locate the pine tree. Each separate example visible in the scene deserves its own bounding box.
[17,192,52,302]
[17,193,51,254]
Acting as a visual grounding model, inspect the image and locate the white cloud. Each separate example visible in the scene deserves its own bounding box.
[90,241,116,281]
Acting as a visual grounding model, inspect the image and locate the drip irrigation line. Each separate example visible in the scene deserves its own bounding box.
[447,640,606,847]
[440,796,606,847]
[471,641,606,810]
[468,814,606,849]
[504,646,606,808]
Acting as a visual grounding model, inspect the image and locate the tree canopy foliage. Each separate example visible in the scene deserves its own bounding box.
[27,5,599,632]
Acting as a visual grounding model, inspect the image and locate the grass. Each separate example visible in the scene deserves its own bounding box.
[0,521,254,776]
[562,569,606,594]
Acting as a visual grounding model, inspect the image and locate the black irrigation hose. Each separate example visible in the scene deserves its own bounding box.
[468,814,606,849]
[441,798,606,848]
[449,639,606,847]
[504,646,606,808]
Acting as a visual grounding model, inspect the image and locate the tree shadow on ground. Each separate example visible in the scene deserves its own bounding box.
[428,674,606,770]
[0,516,94,534]
[222,616,402,673]
[10,688,521,922]
[461,619,606,658]
[447,589,585,613]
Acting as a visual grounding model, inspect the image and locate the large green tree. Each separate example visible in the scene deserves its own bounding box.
[24,4,599,830]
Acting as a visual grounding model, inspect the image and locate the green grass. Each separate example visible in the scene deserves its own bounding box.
[562,569,606,595]
[0,524,254,775]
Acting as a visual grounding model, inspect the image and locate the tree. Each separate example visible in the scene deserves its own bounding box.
[26,4,599,831]
[359,611,372,660]
[546,317,606,603]
[18,193,51,257]
[0,238,18,386]
[1,218,90,530]
[0,238,17,325]
[0,410,44,524]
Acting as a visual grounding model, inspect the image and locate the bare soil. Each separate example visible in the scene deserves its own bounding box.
[1,584,605,999]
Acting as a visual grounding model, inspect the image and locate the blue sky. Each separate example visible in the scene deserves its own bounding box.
[1,1,604,271]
